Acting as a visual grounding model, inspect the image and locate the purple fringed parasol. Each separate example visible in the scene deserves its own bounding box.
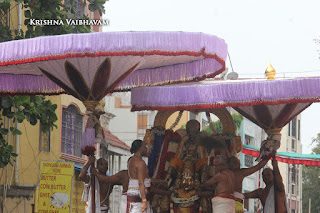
[0,31,228,95]
[130,77,320,153]
[0,74,63,95]
[131,77,320,112]
[0,31,228,159]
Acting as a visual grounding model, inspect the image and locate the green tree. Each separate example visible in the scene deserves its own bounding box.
[203,113,243,134]
[0,0,15,42]
[302,133,320,213]
[23,0,91,38]
[0,0,108,41]
[0,0,107,167]
[0,96,57,168]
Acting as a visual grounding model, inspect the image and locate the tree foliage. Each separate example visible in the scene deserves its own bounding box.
[203,113,244,134]
[0,0,107,167]
[302,133,320,213]
[0,0,107,41]
[0,96,57,168]
[23,0,91,38]
[88,0,106,16]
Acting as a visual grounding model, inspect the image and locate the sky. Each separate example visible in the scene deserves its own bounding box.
[102,0,320,154]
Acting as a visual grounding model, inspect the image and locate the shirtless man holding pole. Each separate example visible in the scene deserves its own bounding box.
[201,155,236,213]
[228,156,269,213]
[244,152,287,213]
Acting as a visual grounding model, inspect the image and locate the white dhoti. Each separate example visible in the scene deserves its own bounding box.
[100,205,110,213]
[82,175,110,213]
[234,192,244,213]
[127,201,152,213]
[264,186,275,213]
[121,192,127,213]
[211,194,235,213]
[127,179,152,213]
[82,176,103,213]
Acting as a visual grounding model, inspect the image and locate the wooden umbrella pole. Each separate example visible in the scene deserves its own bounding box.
[265,128,282,213]
[91,161,96,213]
[273,167,278,213]
[84,100,99,112]
[83,100,99,213]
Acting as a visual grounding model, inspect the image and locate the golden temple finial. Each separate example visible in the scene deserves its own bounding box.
[265,63,276,80]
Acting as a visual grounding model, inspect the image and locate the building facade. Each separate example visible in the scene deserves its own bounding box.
[238,114,303,213]
[278,115,303,213]
[237,116,267,213]
[0,94,130,212]
[0,1,130,212]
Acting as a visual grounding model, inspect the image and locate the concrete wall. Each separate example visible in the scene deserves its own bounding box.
[279,114,302,213]
[105,94,138,147]
[238,117,268,213]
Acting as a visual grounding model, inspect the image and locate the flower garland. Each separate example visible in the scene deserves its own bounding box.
[171,193,199,204]
[169,157,183,171]
[150,127,166,140]
[156,130,173,179]
[169,111,184,130]
[195,158,208,172]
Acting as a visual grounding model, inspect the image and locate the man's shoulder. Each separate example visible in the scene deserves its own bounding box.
[118,170,129,178]
[129,158,146,169]
[224,170,235,177]
[232,169,244,180]
[135,158,147,165]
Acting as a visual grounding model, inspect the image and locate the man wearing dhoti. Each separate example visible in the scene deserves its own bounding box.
[244,152,287,213]
[228,156,269,213]
[91,168,130,213]
[201,156,236,213]
[80,156,113,213]
[127,140,152,213]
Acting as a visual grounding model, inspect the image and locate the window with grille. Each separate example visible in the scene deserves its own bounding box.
[288,166,290,192]
[292,139,296,150]
[298,120,300,141]
[291,184,295,195]
[244,155,253,167]
[292,165,296,183]
[245,135,253,146]
[65,0,85,19]
[292,118,297,137]
[61,105,83,157]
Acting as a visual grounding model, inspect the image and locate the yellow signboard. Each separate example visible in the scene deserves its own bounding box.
[71,173,86,213]
[38,161,74,213]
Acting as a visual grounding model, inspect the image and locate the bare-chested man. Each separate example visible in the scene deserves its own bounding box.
[91,158,170,213]
[79,156,113,213]
[91,168,129,213]
[201,156,235,213]
[127,139,151,213]
[244,153,287,213]
[228,156,269,213]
